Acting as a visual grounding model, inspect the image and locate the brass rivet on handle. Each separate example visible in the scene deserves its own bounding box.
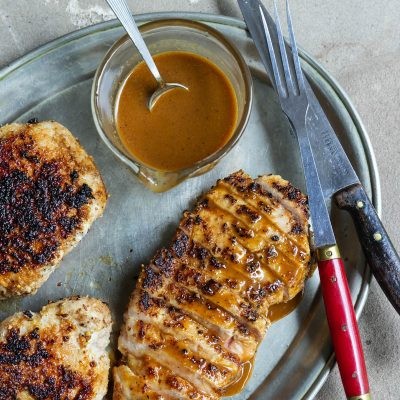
[356,200,364,209]
[317,245,340,261]
[330,276,337,283]
[341,324,348,331]
[373,232,383,241]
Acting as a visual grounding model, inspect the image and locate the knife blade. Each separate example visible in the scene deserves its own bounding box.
[247,2,371,397]
[238,0,400,315]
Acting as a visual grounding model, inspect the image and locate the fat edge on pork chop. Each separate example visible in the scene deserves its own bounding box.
[0,121,107,297]
[114,171,313,399]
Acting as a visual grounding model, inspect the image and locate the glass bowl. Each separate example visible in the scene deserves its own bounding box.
[91,19,253,192]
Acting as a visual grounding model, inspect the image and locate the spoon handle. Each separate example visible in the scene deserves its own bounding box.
[106,0,164,86]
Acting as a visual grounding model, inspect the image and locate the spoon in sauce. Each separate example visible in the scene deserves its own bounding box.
[106,0,188,111]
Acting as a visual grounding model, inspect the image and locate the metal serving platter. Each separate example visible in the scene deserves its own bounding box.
[0,12,380,400]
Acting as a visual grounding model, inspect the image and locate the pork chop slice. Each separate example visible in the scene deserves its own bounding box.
[115,171,312,398]
[0,121,107,297]
[0,296,112,399]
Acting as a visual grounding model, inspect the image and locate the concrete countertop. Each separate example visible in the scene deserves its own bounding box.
[1,1,399,398]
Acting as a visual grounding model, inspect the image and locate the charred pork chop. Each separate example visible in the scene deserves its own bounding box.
[114,171,312,399]
[0,296,112,400]
[0,121,107,297]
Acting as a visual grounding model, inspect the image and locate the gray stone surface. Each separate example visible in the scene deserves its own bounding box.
[0,0,399,398]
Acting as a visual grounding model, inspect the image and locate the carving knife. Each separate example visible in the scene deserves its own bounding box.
[238,0,400,317]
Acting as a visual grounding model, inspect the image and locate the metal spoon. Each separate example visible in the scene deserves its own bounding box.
[106,0,188,111]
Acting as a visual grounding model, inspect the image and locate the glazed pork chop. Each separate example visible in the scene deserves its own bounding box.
[0,121,107,297]
[0,296,112,400]
[114,171,312,399]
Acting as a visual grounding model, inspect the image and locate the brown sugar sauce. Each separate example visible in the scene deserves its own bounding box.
[115,51,238,171]
[268,291,304,323]
[223,292,303,395]
[223,360,254,397]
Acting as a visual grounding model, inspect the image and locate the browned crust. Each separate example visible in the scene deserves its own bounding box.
[0,122,107,297]
[0,296,112,400]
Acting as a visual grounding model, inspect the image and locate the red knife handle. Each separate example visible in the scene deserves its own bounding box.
[318,246,370,399]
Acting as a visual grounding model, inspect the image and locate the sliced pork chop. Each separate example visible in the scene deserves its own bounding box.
[0,296,112,399]
[114,171,312,399]
[0,121,107,297]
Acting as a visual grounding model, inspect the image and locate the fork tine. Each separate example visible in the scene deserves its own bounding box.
[272,0,296,96]
[258,5,286,98]
[286,0,306,93]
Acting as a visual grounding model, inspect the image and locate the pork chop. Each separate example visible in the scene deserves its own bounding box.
[0,296,112,399]
[114,171,312,399]
[0,121,107,297]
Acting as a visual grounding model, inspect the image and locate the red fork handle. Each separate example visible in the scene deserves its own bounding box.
[318,246,370,399]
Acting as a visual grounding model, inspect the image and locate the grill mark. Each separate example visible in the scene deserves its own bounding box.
[164,281,264,340]
[129,310,240,373]
[219,181,309,254]
[178,224,254,284]
[127,330,226,393]
[167,222,269,331]
[123,356,214,400]
[195,199,304,287]
[138,272,260,352]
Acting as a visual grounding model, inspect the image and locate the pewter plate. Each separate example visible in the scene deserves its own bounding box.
[0,12,380,400]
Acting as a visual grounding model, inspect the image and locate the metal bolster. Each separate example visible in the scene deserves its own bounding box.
[348,393,371,400]
[316,244,341,261]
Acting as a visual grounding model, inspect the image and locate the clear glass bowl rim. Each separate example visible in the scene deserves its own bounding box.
[91,18,253,178]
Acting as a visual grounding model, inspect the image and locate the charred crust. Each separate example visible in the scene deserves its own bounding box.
[0,131,95,274]
[172,232,189,258]
[247,287,267,302]
[265,280,283,293]
[272,181,308,209]
[223,172,249,192]
[153,249,175,276]
[175,287,201,305]
[141,266,163,291]
[205,363,224,379]
[257,200,272,213]
[232,224,254,239]
[247,182,261,192]
[194,215,202,225]
[138,320,146,339]
[23,310,33,319]
[139,291,151,312]
[0,328,92,399]
[246,260,260,274]
[209,256,225,269]
[291,223,304,234]
[235,205,261,223]
[238,324,250,336]
[166,375,183,391]
[197,198,209,209]
[266,246,278,258]
[224,194,237,204]
[240,304,259,322]
[70,170,79,182]
[190,244,208,261]
[201,279,221,296]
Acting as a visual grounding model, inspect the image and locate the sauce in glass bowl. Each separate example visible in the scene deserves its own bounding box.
[115,51,238,172]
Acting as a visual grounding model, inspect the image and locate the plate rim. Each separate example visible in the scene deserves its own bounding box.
[0,11,381,400]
